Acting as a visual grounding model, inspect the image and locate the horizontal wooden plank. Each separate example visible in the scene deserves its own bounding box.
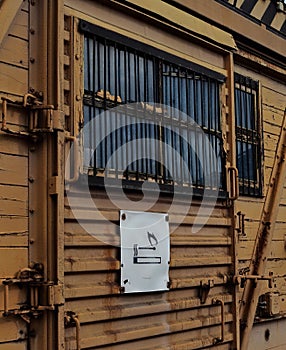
[64,221,231,247]
[238,240,286,260]
[0,280,27,311]
[65,257,120,272]
[171,255,232,267]
[0,63,28,96]
[263,106,285,127]
[262,87,286,112]
[64,254,232,272]
[0,153,28,186]
[7,5,28,40]
[263,120,282,136]
[0,216,28,234]
[64,283,119,299]
[0,232,28,247]
[64,207,232,227]
[66,292,233,324]
[0,248,27,278]
[0,102,28,127]
[68,332,232,350]
[0,318,26,344]
[236,198,263,220]
[0,185,27,216]
[0,132,28,156]
[0,35,28,68]
[65,192,227,214]
[77,313,233,349]
[64,271,229,298]
[263,133,279,152]
[0,343,27,350]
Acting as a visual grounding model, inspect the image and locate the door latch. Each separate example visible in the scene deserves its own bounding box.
[2,263,64,323]
[1,91,64,137]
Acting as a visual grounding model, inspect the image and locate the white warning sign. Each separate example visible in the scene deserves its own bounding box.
[120,210,170,293]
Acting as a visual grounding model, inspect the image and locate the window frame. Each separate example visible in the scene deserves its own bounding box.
[79,20,228,198]
[234,72,263,197]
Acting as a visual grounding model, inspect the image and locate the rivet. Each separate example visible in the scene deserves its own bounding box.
[30,57,35,64]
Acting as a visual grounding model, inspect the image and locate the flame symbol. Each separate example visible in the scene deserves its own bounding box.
[147,231,158,246]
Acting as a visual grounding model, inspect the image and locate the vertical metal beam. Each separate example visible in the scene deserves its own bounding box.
[240,109,286,350]
[29,0,65,349]
[224,52,240,350]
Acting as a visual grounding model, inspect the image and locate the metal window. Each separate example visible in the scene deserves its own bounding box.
[234,73,263,196]
[81,22,225,195]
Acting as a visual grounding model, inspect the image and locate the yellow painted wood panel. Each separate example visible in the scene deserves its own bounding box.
[264,133,279,152]
[66,292,233,323]
[262,86,286,111]
[263,106,285,128]
[0,154,28,186]
[65,0,227,74]
[0,216,28,235]
[0,63,28,96]
[0,233,28,247]
[263,120,282,137]
[65,192,227,216]
[8,8,29,41]
[0,185,27,217]
[0,248,27,278]
[0,104,28,127]
[77,313,233,349]
[238,240,286,260]
[0,343,26,350]
[0,133,28,156]
[0,318,26,344]
[64,207,231,227]
[0,280,26,311]
[0,35,28,68]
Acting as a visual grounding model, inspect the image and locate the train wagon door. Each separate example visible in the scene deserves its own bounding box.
[0,1,40,349]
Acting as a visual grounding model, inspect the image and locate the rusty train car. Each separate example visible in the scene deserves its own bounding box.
[0,0,286,349]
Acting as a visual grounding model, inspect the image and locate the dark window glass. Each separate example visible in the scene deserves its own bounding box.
[234,73,263,196]
[82,29,226,194]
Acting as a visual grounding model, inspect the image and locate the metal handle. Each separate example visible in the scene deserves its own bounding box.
[72,314,81,350]
[228,166,239,200]
[212,298,225,344]
[65,135,80,184]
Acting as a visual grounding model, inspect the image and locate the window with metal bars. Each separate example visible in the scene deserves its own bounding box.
[234,73,263,196]
[80,21,226,195]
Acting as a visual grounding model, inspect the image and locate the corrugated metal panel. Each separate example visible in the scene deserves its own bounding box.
[64,189,235,349]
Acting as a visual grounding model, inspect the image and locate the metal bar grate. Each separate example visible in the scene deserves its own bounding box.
[82,29,225,195]
[234,73,262,196]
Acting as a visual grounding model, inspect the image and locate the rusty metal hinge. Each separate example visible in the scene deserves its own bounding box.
[233,272,274,289]
[199,279,214,304]
[1,92,64,137]
[2,263,64,323]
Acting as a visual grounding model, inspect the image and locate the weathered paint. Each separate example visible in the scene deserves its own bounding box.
[0,0,285,349]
